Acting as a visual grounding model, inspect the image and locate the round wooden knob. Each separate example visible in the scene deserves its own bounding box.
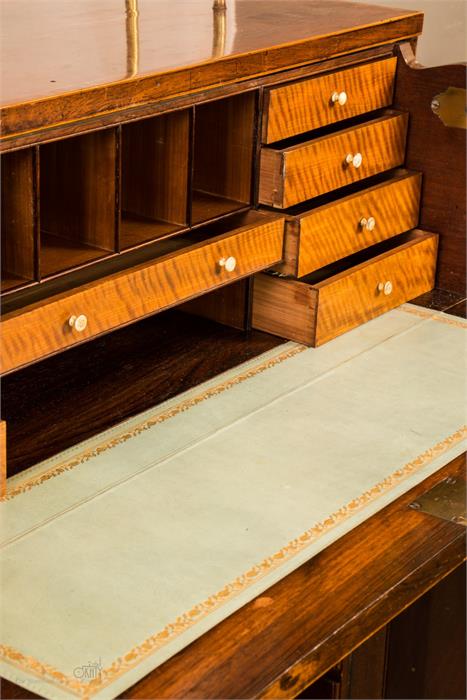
[68,314,88,332]
[331,90,348,106]
[218,256,237,272]
[345,152,363,168]
[360,216,376,231]
[377,281,393,296]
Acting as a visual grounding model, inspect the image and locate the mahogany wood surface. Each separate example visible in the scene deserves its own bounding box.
[253,230,438,347]
[0,149,36,292]
[0,1,423,146]
[393,43,466,294]
[193,93,255,222]
[263,56,396,143]
[275,170,422,277]
[0,212,284,374]
[121,110,190,240]
[259,111,408,208]
[385,563,466,700]
[40,129,118,276]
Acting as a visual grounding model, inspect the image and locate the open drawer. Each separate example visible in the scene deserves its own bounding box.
[252,230,438,347]
[0,211,284,374]
[259,110,408,208]
[275,170,422,278]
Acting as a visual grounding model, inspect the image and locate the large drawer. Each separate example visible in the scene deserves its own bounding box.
[263,57,397,143]
[276,170,422,278]
[259,110,408,208]
[252,230,438,347]
[1,211,284,374]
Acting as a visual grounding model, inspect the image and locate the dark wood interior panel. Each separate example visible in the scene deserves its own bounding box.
[1,149,36,292]
[39,129,117,276]
[192,92,255,223]
[393,43,466,294]
[121,110,190,248]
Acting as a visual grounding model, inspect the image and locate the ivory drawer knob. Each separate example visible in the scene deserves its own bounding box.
[360,216,376,231]
[377,281,393,296]
[68,314,88,332]
[331,91,348,106]
[345,152,363,168]
[218,256,237,272]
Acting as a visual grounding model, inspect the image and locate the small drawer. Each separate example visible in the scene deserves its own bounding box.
[259,110,408,208]
[1,211,284,374]
[276,170,422,278]
[263,57,397,143]
[252,230,438,347]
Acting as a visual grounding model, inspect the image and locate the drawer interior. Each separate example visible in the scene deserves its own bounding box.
[192,92,255,224]
[40,130,118,277]
[1,149,36,293]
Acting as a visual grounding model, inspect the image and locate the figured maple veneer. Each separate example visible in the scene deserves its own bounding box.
[259,110,408,208]
[0,211,284,374]
[275,170,422,277]
[252,230,438,346]
[263,57,396,143]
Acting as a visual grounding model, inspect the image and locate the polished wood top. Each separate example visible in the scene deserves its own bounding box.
[0,0,422,145]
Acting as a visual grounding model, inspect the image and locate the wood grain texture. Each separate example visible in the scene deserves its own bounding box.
[315,229,437,345]
[193,93,255,223]
[0,1,423,146]
[275,170,422,277]
[180,279,249,331]
[263,57,396,143]
[259,111,408,208]
[1,149,36,291]
[393,43,466,294]
[252,230,438,346]
[1,308,282,478]
[0,212,284,374]
[121,110,190,237]
[0,46,396,153]
[385,563,466,700]
[40,129,117,276]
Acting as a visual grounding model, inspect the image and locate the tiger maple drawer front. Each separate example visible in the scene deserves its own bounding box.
[252,230,438,347]
[277,170,422,278]
[0,212,284,374]
[259,110,408,208]
[263,57,397,143]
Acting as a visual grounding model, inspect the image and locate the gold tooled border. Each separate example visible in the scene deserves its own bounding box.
[1,426,466,698]
[401,304,467,329]
[2,344,306,502]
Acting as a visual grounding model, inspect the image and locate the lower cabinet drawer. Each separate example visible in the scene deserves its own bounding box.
[1,211,284,374]
[276,170,422,278]
[252,230,438,347]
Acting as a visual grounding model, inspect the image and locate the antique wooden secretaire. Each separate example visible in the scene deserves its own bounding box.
[0,1,465,698]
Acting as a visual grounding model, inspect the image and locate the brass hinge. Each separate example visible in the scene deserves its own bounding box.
[409,475,466,525]
[431,87,467,129]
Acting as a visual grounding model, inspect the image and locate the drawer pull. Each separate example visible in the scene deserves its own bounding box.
[360,216,376,232]
[345,152,363,168]
[331,91,348,106]
[377,281,393,296]
[218,256,237,272]
[68,314,88,332]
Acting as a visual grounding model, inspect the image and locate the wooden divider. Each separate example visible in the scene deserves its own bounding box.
[1,149,36,293]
